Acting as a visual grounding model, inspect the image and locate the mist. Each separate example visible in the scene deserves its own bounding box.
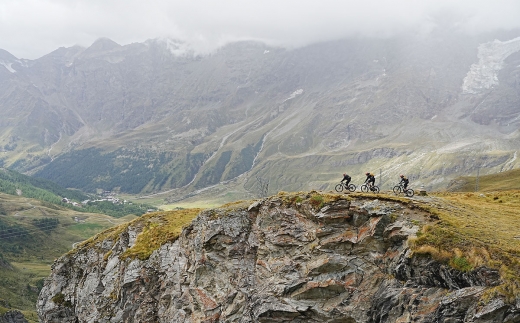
[1,0,520,59]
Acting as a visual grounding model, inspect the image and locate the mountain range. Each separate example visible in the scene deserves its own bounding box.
[1,26,520,202]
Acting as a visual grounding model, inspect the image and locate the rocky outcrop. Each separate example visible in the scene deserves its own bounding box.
[462,37,520,94]
[0,310,28,323]
[37,194,519,322]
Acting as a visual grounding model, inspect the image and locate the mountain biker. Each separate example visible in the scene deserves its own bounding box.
[399,174,409,190]
[365,172,375,190]
[341,173,351,186]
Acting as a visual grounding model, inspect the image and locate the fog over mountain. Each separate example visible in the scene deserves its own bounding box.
[1,0,520,201]
[1,21,519,202]
[1,0,520,59]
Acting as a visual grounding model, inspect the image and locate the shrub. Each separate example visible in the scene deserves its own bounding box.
[51,293,65,305]
[51,293,72,308]
[309,195,324,209]
[450,256,473,272]
[414,245,452,262]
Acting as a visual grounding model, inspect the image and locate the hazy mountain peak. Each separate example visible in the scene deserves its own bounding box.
[0,49,21,73]
[40,45,86,62]
[85,37,121,53]
[151,38,194,57]
[2,32,520,196]
[0,48,17,60]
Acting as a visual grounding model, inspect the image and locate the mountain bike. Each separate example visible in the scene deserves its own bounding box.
[393,183,414,197]
[335,182,356,192]
[360,183,379,193]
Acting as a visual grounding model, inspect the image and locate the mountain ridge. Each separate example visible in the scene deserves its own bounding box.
[37,191,520,322]
[1,29,520,201]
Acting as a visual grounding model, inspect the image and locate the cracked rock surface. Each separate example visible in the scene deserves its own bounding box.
[38,195,518,322]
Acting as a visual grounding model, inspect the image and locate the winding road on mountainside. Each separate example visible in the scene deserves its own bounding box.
[139,115,265,199]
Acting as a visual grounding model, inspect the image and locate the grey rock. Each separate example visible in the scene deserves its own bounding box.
[38,196,517,323]
[0,311,28,323]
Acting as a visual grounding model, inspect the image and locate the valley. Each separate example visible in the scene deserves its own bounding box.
[0,193,137,322]
[0,30,519,203]
[0,25,520,322]
[0,168,519,321]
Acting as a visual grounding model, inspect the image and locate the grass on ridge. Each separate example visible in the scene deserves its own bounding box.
[434,191,520,254]
[59,189,520,305]
[449,168,520,192]
[287,189,520,303]
[119,209,203,260]
[412,191,520,302]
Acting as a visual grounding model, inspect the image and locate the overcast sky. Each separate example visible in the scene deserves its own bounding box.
[1,0,520,59]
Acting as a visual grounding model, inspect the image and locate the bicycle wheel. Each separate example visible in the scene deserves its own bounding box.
[361,184,369,192]
[405,189,414,197]
[335,184,344,192]
[393,185,402,194]
[372,185,380,193]
[348,184,356,192]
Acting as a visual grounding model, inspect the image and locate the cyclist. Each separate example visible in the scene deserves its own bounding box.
[341,173,351,187]
[399,174,409,190]
[365,172,375,190]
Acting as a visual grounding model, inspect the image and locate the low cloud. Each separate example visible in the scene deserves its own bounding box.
[1,0,519,59]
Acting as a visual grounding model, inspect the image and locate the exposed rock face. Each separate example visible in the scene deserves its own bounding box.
[37,195,518,322]
[0,310,28,323]
[462,37,520,94]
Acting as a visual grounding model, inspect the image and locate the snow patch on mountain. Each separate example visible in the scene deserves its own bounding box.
[462,37,520,94]
[283,89,303,102]
[0,61,16,73]
[154,38,193,57]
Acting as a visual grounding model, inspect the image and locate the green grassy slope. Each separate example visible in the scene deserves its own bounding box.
[0,168,155,218]
[0,193,134,321]
[447,168,520,192]
[0,167,88,203]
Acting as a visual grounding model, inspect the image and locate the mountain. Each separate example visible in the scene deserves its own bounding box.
[37,191,520,322]
[1,27,520,201]
[0,168,155,217]
[0,167,88,202]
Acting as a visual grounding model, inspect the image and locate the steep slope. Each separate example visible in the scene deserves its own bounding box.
[447,167,520,191]
[37,192,520,322]
[0,168,154,217]
[1,28,520,197]
[0,192,134,321]
[0,167,88,202]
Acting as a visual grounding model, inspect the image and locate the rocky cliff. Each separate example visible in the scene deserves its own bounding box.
[37,193,519,322]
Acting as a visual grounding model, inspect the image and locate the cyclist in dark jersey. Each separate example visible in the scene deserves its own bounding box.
[341,173,351,186]
[400,175,409,190]
[365,172,375,189]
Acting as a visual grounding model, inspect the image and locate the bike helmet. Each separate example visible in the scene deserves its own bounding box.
[366,172,370,175]
[343,173,346,176]
[400,174,404,178]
